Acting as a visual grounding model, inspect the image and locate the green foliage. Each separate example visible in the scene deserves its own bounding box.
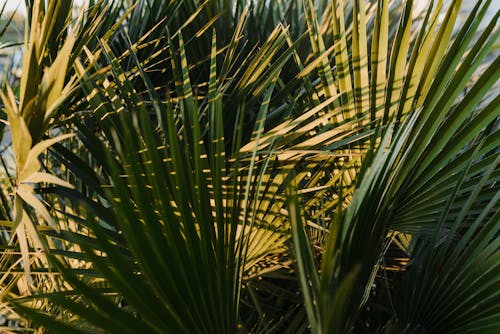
[0,0,498,333]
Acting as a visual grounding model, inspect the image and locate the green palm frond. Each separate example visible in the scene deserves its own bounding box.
[288,0,499,332]
[11,8,298,331]
[0,0,497,333]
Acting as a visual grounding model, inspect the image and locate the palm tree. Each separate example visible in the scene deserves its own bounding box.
[0,0,498,333]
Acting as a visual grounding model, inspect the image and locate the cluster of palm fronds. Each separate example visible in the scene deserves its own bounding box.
[0,0,498,333]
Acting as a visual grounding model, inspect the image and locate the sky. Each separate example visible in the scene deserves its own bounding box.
[3,0,24,12]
